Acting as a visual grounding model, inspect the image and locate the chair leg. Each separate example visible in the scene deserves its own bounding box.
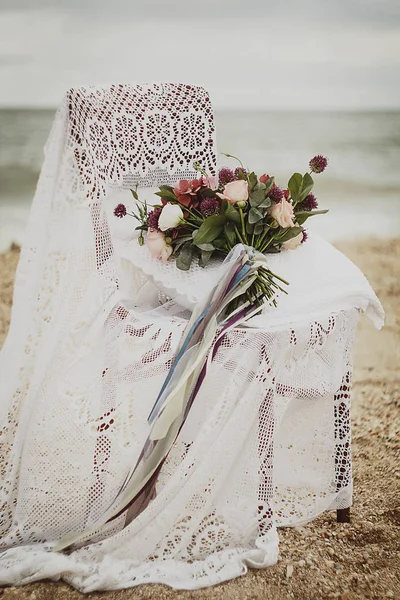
[336,507,350,523]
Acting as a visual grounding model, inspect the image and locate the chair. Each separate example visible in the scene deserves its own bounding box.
[0,83,383,592]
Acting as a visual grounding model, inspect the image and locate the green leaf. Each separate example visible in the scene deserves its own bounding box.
[224,221,236,246]
[278,226,303,243]
[154,190,177,202]
[199,250,213,267]
[176,242,193,271]
[200,187,217,198]
[248,207,264,224]
[297,172,314,203]
[193,215,226,246]
[159,185,174,193]
[224,202,241,224]
[294,209,329,225]
[288,173,303,202]
[248,172,258,191]
[213,238,225,249]
[130,189,139,200]
[265,245,281,254]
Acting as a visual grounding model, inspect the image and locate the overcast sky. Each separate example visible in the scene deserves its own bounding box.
[0,0,399,109]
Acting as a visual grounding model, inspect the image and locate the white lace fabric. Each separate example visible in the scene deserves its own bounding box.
[0,83,383,592]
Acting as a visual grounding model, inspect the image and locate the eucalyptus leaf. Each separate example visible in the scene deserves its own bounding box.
[248,207,264,224]
[176,242,193,271]
[254,221,264,235]
[263,177,274,192]
[199,250,213,268]
[174,236,194,251]
[249,188,265,207]
[246,221,255,235]
[288,173,303,202]
[196,242,215,251]
[257,197,272,209]
[193,214,226,246]
[295,209,329,225]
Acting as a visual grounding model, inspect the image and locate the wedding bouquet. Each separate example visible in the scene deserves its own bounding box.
[114,154,328,313]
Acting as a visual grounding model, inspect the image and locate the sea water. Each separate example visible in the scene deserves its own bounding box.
[0,109,399,251]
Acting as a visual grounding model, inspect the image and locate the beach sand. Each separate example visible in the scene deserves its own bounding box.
[0,239,399,600]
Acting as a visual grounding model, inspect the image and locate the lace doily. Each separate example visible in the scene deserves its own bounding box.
[108,186,384,328]
[67,83,217,199]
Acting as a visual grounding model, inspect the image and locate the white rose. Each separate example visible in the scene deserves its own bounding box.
[216,180,249,204]
[158,203,184,231]
[146,230,173,262]
[282,231,303,250]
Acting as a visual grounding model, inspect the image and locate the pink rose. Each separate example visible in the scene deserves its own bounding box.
[282,231,303,250]
[259,174,270,184]
[216,180,249,204]
[146,230,173,263]
[200,175,217,189]
[270,198,295,228]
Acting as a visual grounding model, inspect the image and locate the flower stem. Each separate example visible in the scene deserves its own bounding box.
[221,153,244,169]
[239,208,247,244]
[233,224,246,245]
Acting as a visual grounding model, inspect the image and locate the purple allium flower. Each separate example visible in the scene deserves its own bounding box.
[301,230,308,244]
[148,207,162,231]
[268,184,284,203]
[309,155,328,174]
[234,167,247,180]
[218,167,235,186]
[114,203,127,218]
[301,193,318,211]
[200,198,221,217]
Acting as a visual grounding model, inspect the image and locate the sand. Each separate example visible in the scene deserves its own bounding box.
[0,239,399,600]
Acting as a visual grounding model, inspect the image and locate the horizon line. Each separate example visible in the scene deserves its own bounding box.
[0,105,399,113]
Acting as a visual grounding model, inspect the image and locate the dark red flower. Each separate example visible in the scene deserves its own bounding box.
[260,174,270,184]
[148,207,162,231]
[234,167,247,180]
[173,179,201,208]
[309,155,328,174]
[301,230,308,244]
[299,193,318,211]
[268,184,284,203]
[283,189,290,200]
[218,167,235,186]
[200,198,221,217]
[114,203,127,218]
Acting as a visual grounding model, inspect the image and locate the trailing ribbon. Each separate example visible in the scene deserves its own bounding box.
[53,244,287,552]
